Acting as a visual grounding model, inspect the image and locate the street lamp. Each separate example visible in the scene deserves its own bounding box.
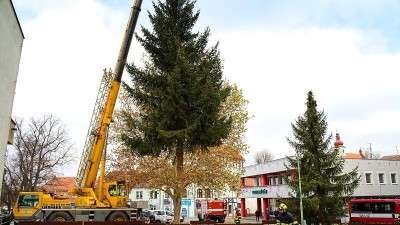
[296,152,305,225]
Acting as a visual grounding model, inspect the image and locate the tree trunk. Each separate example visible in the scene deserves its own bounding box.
[173,147,184,223]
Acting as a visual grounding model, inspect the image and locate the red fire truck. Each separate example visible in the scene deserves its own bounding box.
[349,198,400,224]
[197,200,228,223]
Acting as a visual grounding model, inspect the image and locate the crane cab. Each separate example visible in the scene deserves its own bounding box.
[69,181,128,208]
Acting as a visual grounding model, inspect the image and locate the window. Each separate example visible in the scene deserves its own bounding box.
[278,176,283,185]
[150,190,158,199]
[378,173,386,184]
[352,202,395,213]
[391,173,398,184]
[256,176,262,186]
[136,191,143,199]
[268,176,278,185]
[205,189,211,198]
[197,189,203,198]
[18,194,39,207]
[268,177,274,185]
[352,202,371,212]
[155,211,165,216]
[365,172,372,184]
[282,174,290,185]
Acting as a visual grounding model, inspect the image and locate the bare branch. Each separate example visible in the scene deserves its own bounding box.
[1,114,76,208]
[254,148,274,164]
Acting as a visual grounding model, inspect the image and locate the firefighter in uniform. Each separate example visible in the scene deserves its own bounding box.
[109,188,117,196]
[234,210,241,224]
[276,203,298,225]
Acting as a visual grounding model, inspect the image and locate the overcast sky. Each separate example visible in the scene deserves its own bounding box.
[12,0,400,176]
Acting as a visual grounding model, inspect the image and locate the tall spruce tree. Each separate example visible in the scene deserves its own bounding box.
[121,0,232,222]
[286,91,360,225]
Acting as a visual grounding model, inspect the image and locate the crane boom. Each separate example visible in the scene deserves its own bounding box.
[76,0,143,189]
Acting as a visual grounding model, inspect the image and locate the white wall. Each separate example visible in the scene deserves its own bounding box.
[344,159,400,196]
[240,158,400,213]
[242,158,400,198]
[0,0,24,198]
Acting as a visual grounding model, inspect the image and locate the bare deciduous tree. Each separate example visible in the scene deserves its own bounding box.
[254,149,274,164]
[1,114,75,211]
[360,146,381,159]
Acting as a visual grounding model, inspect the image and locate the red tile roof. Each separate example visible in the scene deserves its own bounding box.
[346,153,363,159]
[37,177,76,195]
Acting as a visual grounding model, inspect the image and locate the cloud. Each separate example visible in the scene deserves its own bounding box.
[13,0,145,175]
[12,0,400,172]
[214,27,400,165]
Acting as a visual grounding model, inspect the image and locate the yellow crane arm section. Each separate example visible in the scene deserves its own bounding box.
[76,0,143,189]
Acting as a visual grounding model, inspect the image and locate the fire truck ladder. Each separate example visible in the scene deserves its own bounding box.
[76,69,113,188]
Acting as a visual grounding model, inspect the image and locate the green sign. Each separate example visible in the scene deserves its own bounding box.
[252,189,268,194]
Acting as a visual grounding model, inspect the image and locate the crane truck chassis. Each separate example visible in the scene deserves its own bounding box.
[12,0,144,223]
[13,192,148,223]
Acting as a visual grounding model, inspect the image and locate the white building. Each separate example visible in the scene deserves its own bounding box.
[239,132,400,219]
[129,185,239,218]
[0,0,24,199]
[128,186,201,218]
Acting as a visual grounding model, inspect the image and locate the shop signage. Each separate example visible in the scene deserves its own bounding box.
[182,198,192,206]
[252,189,268,194]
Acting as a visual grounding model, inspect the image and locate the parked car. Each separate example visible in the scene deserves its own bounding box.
[139,210,156,224]
[150,210,174,223]
[0,210,13,225]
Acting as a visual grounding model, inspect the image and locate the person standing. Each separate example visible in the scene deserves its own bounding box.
[255,209,260,222]
[109,188,117,196]
[276,203,298,225]
[234,211,241,224]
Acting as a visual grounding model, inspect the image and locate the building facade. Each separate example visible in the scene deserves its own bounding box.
[129,185,239,218]
[239,133,400,219]
[0,0,24,199]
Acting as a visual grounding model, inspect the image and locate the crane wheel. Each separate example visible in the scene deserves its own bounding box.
[107,212,129,221]
[47,212,73,222]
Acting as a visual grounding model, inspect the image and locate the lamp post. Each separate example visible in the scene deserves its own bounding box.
[296,152,305,225]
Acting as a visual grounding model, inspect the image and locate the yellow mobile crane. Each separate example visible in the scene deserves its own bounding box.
[13,0,144,222]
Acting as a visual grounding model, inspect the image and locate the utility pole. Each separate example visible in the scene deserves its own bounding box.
[296,151,305,225]
[367,143,372,159]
